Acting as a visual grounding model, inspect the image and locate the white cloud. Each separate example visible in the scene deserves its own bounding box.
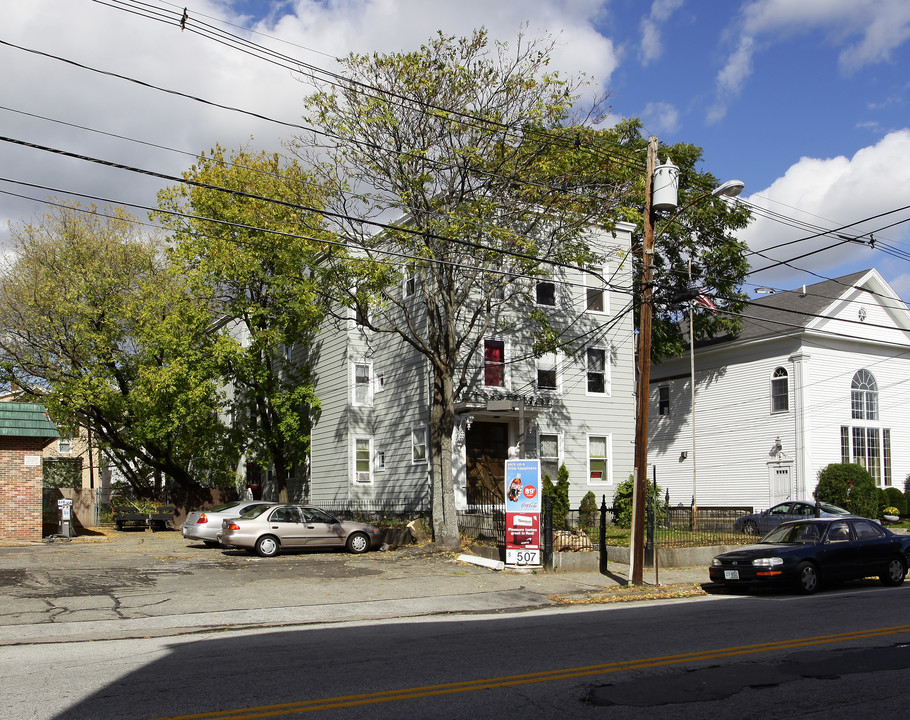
[0,0,619,247]
[740,130,910,290]
[639,0,683,66]
[711,0,910,122]
[641,101,680,134]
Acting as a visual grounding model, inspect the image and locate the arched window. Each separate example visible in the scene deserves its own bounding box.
[771,367,789,413]
[851,369,878,420]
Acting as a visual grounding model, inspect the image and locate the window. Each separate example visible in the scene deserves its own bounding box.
[377,451,386,471]
[851,369,878,420]
[538,433,561,482]
[353,362,373,406]
[57,436,73,454]
[658,386,670,416]
[536,281,556,306]
[841,425,891,486]
[404,272,417,298]
[536,352,558,391]
[412,426,428,464]
[588,435,610,484]
[585,266,608,313]
[484,339,506,387]
[586,347,607,395]
[771,367,789,413]
[354,437,373,484]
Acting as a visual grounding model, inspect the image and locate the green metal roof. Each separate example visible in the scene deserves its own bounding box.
[0,402,60,439]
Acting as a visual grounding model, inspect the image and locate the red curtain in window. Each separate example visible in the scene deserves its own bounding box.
[484,340,504,386]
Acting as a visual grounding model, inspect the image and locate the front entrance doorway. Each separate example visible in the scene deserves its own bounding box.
[465,422,508,505]
[770,463,792,506]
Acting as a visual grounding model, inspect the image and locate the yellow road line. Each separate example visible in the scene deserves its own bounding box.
[151,623,910,720]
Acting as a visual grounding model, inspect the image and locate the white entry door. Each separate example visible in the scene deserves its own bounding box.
[770,464,792,505]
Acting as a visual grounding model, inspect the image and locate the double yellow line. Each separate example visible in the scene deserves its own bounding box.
[153,623,910,720]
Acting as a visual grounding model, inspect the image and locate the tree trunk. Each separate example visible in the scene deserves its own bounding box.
[430,365,460,549]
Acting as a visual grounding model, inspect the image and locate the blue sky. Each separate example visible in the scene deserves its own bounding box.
[2,1,910,296]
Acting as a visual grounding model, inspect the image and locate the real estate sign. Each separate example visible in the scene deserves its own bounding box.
[504,458,541,566]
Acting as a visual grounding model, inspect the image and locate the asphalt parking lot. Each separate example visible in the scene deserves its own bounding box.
[0,528,710,644]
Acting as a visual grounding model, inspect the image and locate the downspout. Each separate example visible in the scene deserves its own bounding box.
[790,352,809,500]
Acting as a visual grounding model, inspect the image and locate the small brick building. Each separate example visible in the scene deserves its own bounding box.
[0,402,60,542]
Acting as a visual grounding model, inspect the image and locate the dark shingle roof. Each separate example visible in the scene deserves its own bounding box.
[697,270,873,349]
[735,270,870,342]
[0,402,60,439]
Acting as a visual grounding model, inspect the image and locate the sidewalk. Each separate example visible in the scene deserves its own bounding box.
[0,530,711,646]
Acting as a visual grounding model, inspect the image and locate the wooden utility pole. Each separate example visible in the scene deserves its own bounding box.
[631,136,658,586]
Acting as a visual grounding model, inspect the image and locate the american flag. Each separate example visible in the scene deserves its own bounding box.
[695,294,718,313]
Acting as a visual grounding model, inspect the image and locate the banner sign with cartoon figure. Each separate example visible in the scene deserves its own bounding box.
[504,458,541,566]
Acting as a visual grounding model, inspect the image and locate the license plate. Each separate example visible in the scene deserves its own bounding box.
[724,570,740,580]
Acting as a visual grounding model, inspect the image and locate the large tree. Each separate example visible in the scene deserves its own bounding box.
[519,119,753,361]
[294,30,627,547]
[155,145,332,500]
[0,202,238,492]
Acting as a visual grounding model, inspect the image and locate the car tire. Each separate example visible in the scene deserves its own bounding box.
[880,556,906,586]
[202,540,220,548]
[255,535,280,557]
[795,561,820,594]
[346,532,370,554]
[742,520,758,536]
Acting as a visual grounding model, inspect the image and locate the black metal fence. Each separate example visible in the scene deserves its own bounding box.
[456,492,756,560]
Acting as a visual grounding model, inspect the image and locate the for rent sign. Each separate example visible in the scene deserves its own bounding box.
[504,458,541,566]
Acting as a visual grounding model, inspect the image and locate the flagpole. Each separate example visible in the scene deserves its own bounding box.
[689,260,698,531]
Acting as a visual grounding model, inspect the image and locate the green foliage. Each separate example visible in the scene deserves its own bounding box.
[815,463,878,518]
[540,120,754,362]
[884,487,906,515]
[155,145,331,495]
[296,29,618,547]
[43,458,82,489]
[0,202,238,491]
[612,475,664,529]
[578,491,599,530]
[542,464,570,530]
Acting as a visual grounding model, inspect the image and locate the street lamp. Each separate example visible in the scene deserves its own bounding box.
[630,138,743,585]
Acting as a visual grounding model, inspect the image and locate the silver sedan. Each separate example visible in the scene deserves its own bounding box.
[220,504,383,556]
[182,500,277,546]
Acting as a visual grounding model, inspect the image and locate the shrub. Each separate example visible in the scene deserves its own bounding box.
[612,475,664,529]
[578,491,599,530]
[815,463,878,518]
[876,487,889,517]
[884,487,907,515]
[542,465,570,530]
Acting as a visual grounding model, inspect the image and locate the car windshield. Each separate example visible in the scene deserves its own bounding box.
[818,502,850,515]
[208,501,241,513]
[239,505,271,519]
[761,522,823,544]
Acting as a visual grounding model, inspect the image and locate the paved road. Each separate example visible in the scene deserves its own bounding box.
[0,529,706,645]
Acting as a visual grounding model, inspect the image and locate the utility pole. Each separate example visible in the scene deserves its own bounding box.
[631,136,658,586]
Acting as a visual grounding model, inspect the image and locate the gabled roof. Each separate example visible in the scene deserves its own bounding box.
[697,269,910,349]
[734,270,871,342]
[0,402,60,439]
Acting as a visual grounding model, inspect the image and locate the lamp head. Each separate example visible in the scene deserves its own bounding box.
[711,180,745,198]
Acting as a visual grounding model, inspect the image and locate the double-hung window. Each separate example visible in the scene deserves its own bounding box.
[538,433,561,482]
[484,339,506,388]
[412,426,428,464]
[353,362,373,406]
[353,437,373,485]
[536,352,558,391]
[586,347,607,395]
[585,265,608,313]
[588,435,610,484]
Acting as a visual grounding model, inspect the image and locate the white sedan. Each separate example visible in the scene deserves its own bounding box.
[181,500,276,546]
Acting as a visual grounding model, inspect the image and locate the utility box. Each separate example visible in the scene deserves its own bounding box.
[652,157,679,212]
[57,498,74,538]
